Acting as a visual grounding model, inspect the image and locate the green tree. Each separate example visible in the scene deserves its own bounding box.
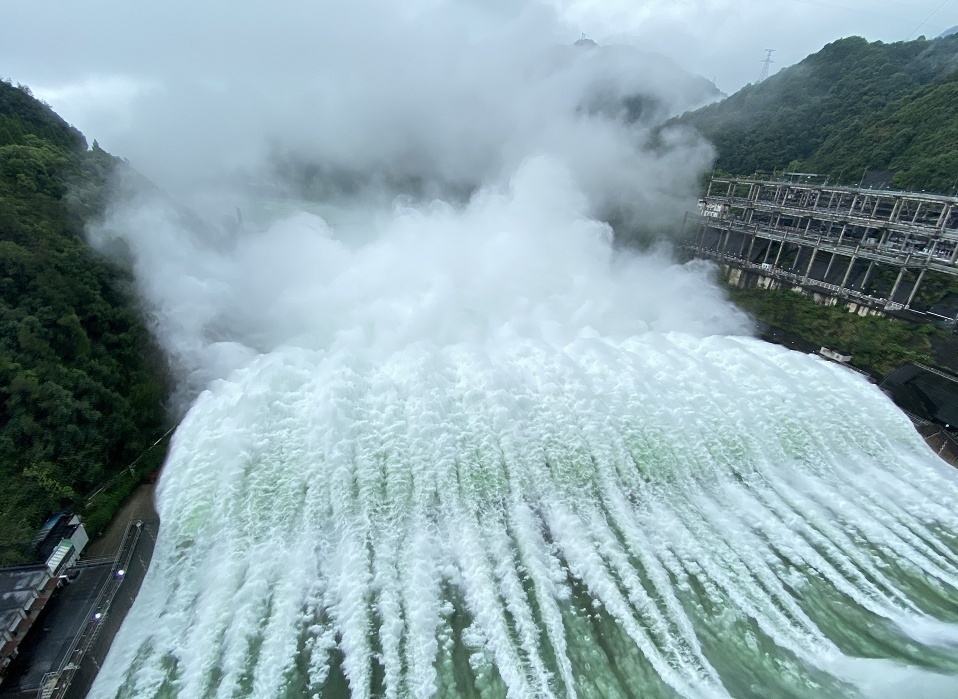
[0,78,169,563]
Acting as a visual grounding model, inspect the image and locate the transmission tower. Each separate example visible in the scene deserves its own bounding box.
[758,49,775,82]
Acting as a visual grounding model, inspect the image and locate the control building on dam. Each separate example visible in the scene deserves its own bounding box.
[682,176,958,320]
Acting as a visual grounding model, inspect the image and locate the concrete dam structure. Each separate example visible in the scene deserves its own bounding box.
[683,176,958,318]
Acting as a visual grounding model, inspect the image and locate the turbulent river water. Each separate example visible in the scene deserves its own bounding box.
[89,164,958,698]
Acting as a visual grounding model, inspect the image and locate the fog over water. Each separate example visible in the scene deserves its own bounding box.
[82,4,958,698]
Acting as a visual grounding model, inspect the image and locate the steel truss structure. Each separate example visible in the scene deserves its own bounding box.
[684,176,958,313]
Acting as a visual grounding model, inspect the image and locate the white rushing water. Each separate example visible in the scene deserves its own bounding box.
[90,159,958,698]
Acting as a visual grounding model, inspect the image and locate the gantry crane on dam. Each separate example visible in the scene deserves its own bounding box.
[682,175,958,318]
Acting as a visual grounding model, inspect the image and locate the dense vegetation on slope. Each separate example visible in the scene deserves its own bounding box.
[727,287,941,377]
[803,69,958,192]
[671,34,958,193]
[0,80,168,563]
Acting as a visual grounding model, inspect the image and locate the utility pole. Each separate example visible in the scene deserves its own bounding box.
[758,49,775,82]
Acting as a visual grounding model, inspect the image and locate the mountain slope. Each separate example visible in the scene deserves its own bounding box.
[803,69,958,192]
[0,79,168,562]
[670,34,958,191]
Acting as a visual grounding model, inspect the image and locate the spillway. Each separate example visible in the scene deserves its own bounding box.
[89,334,958,698]
[88,161,958,698]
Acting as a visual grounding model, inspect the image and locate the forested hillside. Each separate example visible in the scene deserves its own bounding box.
[0,79,168,563]
[672,34,958,193]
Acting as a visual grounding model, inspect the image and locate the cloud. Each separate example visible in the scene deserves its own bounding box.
[13,2,717,209]
[6,0,958,121]
[549,0,958,91]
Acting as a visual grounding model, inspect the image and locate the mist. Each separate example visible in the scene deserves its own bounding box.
[41,2,720,199]
[79,0,747,408]
[94,156,748,408]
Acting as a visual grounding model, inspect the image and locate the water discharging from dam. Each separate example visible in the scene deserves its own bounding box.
[90,162,958,698]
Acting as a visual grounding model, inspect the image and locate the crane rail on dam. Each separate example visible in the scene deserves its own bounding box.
[683,175,958,318]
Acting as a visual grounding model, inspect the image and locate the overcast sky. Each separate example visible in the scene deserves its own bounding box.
[558,0,958,87]
[1,0,956,186]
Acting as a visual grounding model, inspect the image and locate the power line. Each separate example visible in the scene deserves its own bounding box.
[907,0,952,38]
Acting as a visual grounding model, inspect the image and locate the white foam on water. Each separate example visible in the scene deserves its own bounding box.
[89,158,958,698]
